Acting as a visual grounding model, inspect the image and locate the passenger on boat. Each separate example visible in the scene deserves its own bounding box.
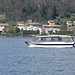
[58,37,62,41]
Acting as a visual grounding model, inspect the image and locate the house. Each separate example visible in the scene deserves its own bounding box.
[17,20,62,34]
[66,21,72,25]
[0,23,8,32]
[26,20,42,27]
[42,20,61,34]
[17,21,25,26]
[67,21,75,31]
[25,20,42,31]
[17,20,42,31]
[25,22,41,31]
[17,21,26,30]
[48,20,55,25]
[26,20,33,26]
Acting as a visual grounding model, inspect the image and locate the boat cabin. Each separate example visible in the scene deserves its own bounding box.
[25,35,74,48]
[34,35,73,42]
[34,36,62,41]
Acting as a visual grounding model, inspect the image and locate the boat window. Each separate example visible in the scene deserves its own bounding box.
[36,37,50,41]
[41,38,46,41]
[51,37,62,41]
[62,37,71,41]
[36,37,41,41]
[45,37,51,41]
[38,37,41,41]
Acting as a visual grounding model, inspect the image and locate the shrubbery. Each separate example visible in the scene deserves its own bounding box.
[22,30,39,36]
[57,30,74,36]
[3,26,39,36]
[48,30,74,36]
[4,26,20,36]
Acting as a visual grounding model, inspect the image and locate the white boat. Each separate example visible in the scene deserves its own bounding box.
[25,35,75,48]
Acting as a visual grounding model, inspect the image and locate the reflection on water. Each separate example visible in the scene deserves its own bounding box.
[0,37,75,75]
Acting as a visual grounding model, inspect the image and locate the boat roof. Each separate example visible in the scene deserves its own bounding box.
[34,35,72,38]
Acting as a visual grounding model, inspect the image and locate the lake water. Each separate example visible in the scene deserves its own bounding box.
[0,37,75,75]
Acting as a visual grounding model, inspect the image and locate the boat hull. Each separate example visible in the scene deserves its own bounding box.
[25,41,75,48]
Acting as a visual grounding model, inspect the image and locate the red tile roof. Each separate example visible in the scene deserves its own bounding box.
[0,23,8,27]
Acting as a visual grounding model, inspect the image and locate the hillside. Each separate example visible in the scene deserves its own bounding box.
[0,0,75,23]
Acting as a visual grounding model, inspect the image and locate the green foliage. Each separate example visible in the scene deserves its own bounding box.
[59,12,71,18]
[7,21,17,26]
[21,30,39,36]
[50,6,58,19]
[0,0,75,22]
[48,30,74,36]
[4,25,39,36]
[0,0,75,26]
[4,26,20,36]
[55,17,69,27]
[48,31,53,34]
[40,5,48,19]
[0,31,1,35]
[13,27,20,35]
[69,16,75,21]
[57,30,74,36]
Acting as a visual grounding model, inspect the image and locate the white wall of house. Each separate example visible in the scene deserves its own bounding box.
[17,26,60,34]
[17,26,26,30]
[44,28,60,34]
[17,26,40,31]
[0,27,4,32]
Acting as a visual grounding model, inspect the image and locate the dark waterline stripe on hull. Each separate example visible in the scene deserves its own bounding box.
[35,44,74,46]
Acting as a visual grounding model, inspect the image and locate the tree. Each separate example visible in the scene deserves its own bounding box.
[40,5,48,19]
[4,26,20,36]
[0,0,75,22]
[51,6,58,19]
